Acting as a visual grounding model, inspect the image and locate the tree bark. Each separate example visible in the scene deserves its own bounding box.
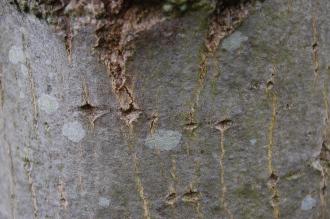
[0,0,330,218]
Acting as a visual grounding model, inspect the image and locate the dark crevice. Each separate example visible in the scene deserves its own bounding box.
[182,190,200,203]
[184,122,199,131]
[75,103,112,114]
[269,172,278,181]
[320,141,330,162]
[79,102,96,111]
[165,192,177,205]
[266,80,274,90]
[9,0,22,13]
[215,119,233,131]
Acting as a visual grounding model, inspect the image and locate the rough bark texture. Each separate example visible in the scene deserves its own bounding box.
[1,0,330,219]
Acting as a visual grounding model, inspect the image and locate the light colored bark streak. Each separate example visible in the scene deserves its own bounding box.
[4,135,17,219]
[57,179,69,210]
[266,91,280,219]
[64,17,73,64]
[99,8,163,218]
[218,130,234,219]
[183,7,252,217]
[267,94,276,175]
[320,84,328,218]
[27,61,38,129]
[185,8,253,217]
[312,2,327,216]
[312,15,320,87]
[168,157,178,203]
[132,152,151,219]
[82,77,90,105]
[22,33,39,136]
[149,112,158,135]
[78,143,84,193]
[190,4,250,123]
[165,157,178,218]
[193,160,203,219]
[287,0,293,13]
[24,159,38,219]
[127,126,151,219]
[151,117,171,181]
[21,32,40,218]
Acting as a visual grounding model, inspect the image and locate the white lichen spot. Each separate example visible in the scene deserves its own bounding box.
[46,59,51,65]
[8,45,25,64]
[249,139,257,145]
[17,79,24,88]
[62,121,86,143]
[222,31,249,52]
[20,64,28,77]
[98,197,110,208]
[19,91,25,99]
[19,27,27,35]
[311,159,323,172]
[38,94,59,114]
[301,195,316,211]
[145,129,182,151]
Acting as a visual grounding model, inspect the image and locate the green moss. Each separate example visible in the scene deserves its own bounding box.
[23,155,31,165]
[234,184,260,200]
[57,163,65,172]
[283,170,304,181]
[162,0,214,15]
[22,155,32,169]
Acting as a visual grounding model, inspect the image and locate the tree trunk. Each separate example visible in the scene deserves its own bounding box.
[1,0,329,218]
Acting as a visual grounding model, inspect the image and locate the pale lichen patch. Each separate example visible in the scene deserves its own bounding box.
[62,121,86,143]
[222,31,248,52]
[249,139,257,145]
[98,196,110,208]
[8,45,25,64]
[19,91,25,99]
[20,64,28,77]
[145,129,182,151]
[301,195,316,211]
[38,94,59,114]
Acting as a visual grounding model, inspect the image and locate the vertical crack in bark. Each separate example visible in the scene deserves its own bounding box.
[267,93,280,219]
[180,4,254,218]
[311,2,327,216]
[64,17,73,64]
[166,157,178,207]
[21,32,40,218]
[184,12,254,213]
[57,179,69,210]
[94,5,166,218]
[78,143,85,193]
[22,33,39,138]
[320,86,328,218]
[121,124,151,219]
[312,15,320,87]
[191,159,203,219]
[148,112,159,135]
[265,66,280,219]
[215,119,233,219]
[23,156,38,219]
[95,5,164,126]
[219,130,233,219]
[189,2,252,126]
[132,150,151,219]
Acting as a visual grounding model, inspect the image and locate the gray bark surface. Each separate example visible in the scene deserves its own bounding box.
[0,0,330,218]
